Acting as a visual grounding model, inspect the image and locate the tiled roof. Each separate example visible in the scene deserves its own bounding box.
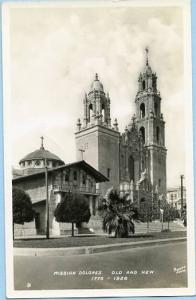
[13,160,109,183]
[19,148,64,164]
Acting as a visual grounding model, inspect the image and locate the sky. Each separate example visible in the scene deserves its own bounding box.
[6,3,187,187]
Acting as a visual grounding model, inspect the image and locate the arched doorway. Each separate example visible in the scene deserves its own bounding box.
[142,80,146,90]
[89,103,93,122]
[102,103,105,121]
[139,126,145,143]
[156,126,160,143]
[128,155,134,182]
[35,212,41,234]
[154,102,158,116]
[140,103,145,118]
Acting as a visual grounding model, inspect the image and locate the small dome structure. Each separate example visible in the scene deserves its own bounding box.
[90,73,104,92]
[19,137,64,175]
[19,148,63,163]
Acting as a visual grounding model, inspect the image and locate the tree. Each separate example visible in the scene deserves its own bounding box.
[139,201,153,233]
[98,188,139,238]
[181,204,187,227]
[162,203,179,231]
[12,187,35,240]
[54,193,91,237]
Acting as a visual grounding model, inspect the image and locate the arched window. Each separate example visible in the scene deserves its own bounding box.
[121,155,124,167]
[82,174,86,185]
[89,103,93,121]
[73,171,77,181]
[139,126,145,143]
[154,102,158,116]
[102,103,105,121]
[128,156,134,181]
[35,160,41,166]
[140,198,145,203]
[142,80,146,90]
[156,126,160,143]
[140,103,145,118]
[152,78,156,89]
[65,171,69,182]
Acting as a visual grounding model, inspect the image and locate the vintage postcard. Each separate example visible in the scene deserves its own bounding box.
[2,0,195,298]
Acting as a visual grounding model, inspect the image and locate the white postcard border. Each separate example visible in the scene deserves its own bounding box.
[2,0,195,298]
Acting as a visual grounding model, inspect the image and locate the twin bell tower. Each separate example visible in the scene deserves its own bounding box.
[75,49,167,202]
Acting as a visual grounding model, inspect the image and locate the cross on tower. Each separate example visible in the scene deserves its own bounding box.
[79,148,85,160]
[40,136,44,149]
[145,47,149,65]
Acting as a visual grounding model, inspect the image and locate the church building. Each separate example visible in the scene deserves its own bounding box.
[12,139,108,236]
[13,49,167,236]
[75,49,167,208]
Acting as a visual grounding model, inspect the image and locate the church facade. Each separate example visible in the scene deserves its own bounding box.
[13,50,167,236]
[75,51,167,208]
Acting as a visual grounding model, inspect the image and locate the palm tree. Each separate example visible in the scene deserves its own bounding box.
[99,188,139,238]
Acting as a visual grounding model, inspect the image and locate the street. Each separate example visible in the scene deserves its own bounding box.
[14,242,187,290]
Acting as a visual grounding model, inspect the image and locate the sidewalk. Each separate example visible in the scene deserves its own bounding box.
[14,236,186,257]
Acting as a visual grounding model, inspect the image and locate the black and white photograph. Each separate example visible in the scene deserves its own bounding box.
[2,0,195,298]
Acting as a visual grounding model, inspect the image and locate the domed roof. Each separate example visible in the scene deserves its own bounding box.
[90,73,104,92]
[19,148,63,164]
[19,138,64,164]
[127,115,137,131]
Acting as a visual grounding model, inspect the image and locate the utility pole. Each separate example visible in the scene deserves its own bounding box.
[180,175,184,217]
[45,158,49,239]
[41,136,50,239]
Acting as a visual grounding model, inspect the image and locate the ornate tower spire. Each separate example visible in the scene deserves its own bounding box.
[134,48,166,195]
[137,47,158,94]
[145,47,149,65]
[77,73,111,130]
[75,74,120,197]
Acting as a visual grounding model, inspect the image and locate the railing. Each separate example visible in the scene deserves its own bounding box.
[53,184,99,195]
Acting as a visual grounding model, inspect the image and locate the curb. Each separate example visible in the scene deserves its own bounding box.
[14,237,186,257]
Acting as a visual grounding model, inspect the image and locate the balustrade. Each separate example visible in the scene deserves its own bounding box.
[53,184,98,194]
